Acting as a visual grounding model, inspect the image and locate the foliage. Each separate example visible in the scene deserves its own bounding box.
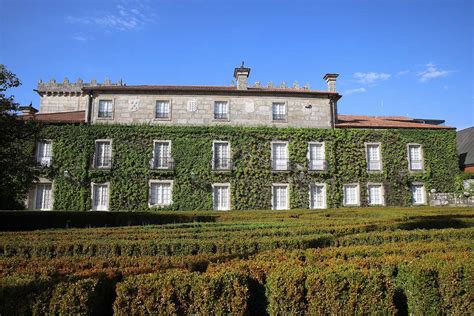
[33,124,459,211]
[0,64,40,209]
[0,208,472,314]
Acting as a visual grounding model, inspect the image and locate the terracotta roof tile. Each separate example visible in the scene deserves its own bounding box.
[21,111,85,123]
[336,114,453,129]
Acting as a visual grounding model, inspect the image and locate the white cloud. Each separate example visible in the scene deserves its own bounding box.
[345,87,366,95]
[72,34,88,42]
[353,72,391,84]
[397,70,410,76]
[417,63,453,82]
[67,1,155,31]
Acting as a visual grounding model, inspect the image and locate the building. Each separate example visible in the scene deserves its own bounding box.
[21,65,458,211]
[457,127,474,173]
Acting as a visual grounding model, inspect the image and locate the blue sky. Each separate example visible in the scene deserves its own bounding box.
[1,0,473,129]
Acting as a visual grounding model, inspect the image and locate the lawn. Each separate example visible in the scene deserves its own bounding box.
[1,207,472,315]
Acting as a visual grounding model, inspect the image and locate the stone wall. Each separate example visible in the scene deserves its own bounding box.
[90,93,333,128]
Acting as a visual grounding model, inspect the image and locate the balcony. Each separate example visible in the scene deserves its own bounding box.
[309,159,327,171]
[92,154,112,169]
[36,156,52,167]
[410,160,423,171]
[272,158,290,171]
[150,156,174,170]
[212,158,233,171]
[367,160,382,171]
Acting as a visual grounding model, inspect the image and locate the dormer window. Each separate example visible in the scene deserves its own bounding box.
[272,102,287,121]
[98,100,113,118]
[214,101,229,120]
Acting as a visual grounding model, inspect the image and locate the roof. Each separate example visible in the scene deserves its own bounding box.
[336,114,453,129]
[81,84,341,99]
[21,111,85,123]
[457,127,474,167]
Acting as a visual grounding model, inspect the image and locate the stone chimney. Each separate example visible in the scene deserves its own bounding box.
[323,73,339,92]
[233,62,251,90]
[19,104,38,116]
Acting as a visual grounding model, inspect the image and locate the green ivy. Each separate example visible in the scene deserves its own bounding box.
[38,124,458,211]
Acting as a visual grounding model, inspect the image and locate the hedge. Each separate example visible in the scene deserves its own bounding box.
[31,124,458,211]
[113,270,250,315]
[0,211,217,231]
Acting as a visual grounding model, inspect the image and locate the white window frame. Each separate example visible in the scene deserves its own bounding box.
[343,183,360,206]
[155,100,171,120]
[97,99,114,119]
[407,144,424,172]
[91,182,110,211]
[309,183,327,209]
[272,183,290,210]
[307,142,326,171]
[212,140,231,170]
[212,183,231,211]
[271,141,289,171]
[34,182,53,211]
[94,139,113,169]
[272,102,287,121]
[152,140,172,169]
[367,183,385,206]
[213,101,230,121]
[411,182,426,205]
[36,139,53,167]
[365,142,382,172]
[148,180,173,207]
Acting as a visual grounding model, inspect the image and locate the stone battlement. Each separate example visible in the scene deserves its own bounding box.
[37,78,124,94]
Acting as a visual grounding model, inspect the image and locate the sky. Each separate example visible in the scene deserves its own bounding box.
[1,0,473,129]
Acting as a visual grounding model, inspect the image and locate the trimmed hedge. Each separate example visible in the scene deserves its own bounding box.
[114,270,250,315]
[0,211,217,231]
[0,275,113,315]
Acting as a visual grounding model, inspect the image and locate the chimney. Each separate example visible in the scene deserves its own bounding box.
[233,62,251,90]
[19,104,38,117]
[323,73,339,92]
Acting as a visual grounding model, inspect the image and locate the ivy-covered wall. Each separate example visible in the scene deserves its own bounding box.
[38,124,458,211]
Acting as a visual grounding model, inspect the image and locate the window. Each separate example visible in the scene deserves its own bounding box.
[272,102,287,121]
[152,141,172,169]
[98,100,113,118]
[94,140,112,169]
[92,183,109,211]
[149,181,172,206]
[308,142,326,171]
[408,144,423,171]
[411,183,426,205]
[310,184,326,209]
[212,183,230,211]
[343,184,360,206]
[34,183,52,210]
[214,101,229,120]
[155,100,170,119]
[368,184,384,206]
[366,143,382,171]
[36,140,52,166]
[213,141,231,170]
[272,141,289,171]
[272,184,289,210]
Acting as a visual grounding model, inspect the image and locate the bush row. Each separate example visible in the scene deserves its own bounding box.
[0,234,333,258]
[1,250,471,315]
[0,211,217,231]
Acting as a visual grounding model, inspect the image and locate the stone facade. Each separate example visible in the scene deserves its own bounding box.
[35,67,339,129]
[90,93,333,128]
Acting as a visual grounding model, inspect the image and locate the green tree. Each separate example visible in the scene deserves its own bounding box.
[0,64,39,209]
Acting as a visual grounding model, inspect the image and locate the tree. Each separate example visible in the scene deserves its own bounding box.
[0,64,40,209]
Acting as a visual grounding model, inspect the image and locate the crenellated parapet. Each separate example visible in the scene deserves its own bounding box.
[36,78,124,96]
